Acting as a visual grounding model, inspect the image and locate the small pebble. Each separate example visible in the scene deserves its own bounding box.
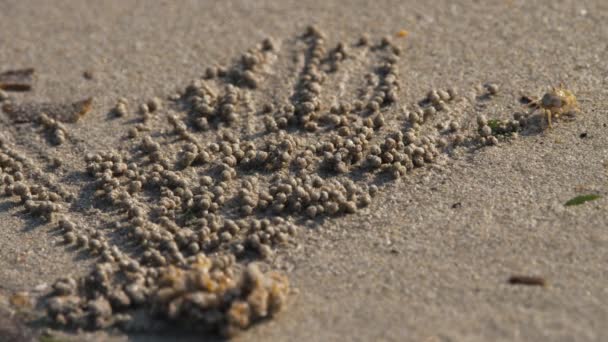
[486,83,499,95]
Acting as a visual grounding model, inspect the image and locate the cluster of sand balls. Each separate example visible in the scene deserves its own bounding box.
[32,26,543,337]
[476,111,529,146]
[178,38,278,131]
[204,36,276,89]
[82,147,298,259]
[0,140,72,220]
[46,255,288,336]
[112,97,129,118]
[38,112,68,145]
[186,82,243,128]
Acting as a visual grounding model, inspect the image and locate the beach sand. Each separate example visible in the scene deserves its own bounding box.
[1,0,607,341]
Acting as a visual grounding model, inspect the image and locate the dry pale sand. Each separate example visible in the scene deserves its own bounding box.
[1,0,608,341]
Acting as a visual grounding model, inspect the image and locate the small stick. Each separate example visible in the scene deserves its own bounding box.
[507,275,547,287]
[0,68,35,91]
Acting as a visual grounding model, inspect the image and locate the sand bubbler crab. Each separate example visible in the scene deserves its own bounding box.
[527,84,579,128]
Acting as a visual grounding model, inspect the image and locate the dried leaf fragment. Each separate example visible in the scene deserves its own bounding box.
[565,194,601,206]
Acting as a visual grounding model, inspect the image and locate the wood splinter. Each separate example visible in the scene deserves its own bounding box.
[0,68,35,91]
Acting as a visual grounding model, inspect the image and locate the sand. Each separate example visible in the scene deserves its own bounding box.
[1,0,607,341]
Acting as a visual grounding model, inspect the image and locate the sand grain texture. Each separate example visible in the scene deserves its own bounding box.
[1,0,607,341]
